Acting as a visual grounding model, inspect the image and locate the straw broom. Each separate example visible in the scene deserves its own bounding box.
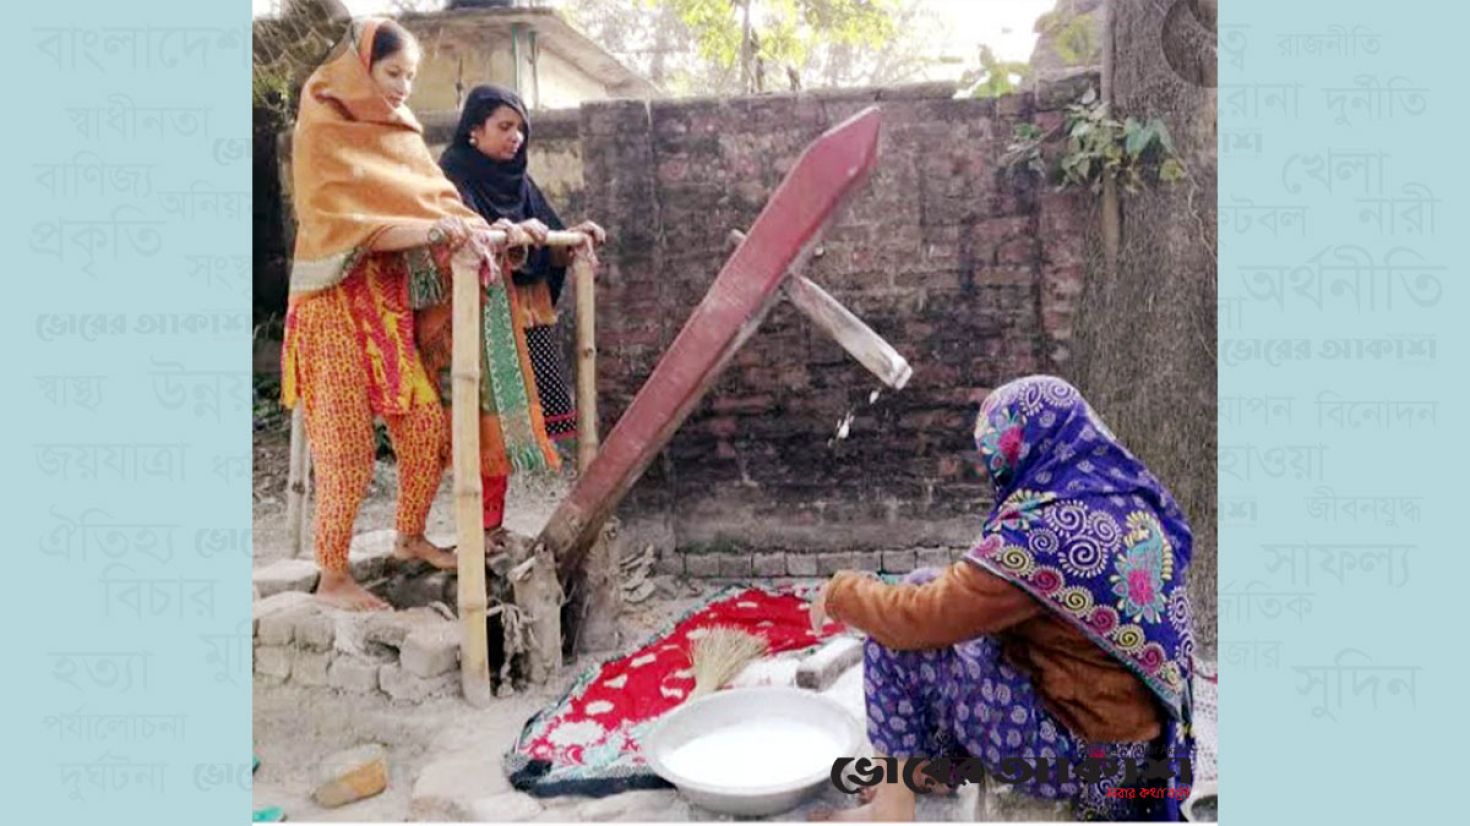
[687,626,769,700]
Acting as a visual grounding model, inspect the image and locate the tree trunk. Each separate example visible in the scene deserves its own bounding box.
[740,0,754,94]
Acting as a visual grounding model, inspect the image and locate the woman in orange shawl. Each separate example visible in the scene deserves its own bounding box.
[282,18,559,610]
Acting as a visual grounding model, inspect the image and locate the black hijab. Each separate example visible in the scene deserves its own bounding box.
[439,85,568,303]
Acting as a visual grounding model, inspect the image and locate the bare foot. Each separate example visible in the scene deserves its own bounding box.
[315,570,390,612]
[394,533,457,570]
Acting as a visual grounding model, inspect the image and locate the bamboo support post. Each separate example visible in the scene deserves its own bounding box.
[452,229,587,695]
[565,250,621,653]
[573,251,600,472]
[298,446,312,558]
[285,406,310,558]
[451,248,493,708]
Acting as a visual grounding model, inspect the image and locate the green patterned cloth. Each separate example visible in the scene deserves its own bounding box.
[408,251,548,474]
[480,277,548,472]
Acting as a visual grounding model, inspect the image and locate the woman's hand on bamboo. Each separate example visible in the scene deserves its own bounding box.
[570,220,606,248]
[429,216,473,249]
[518,218,551,245]
[487,219,532,275]
[564,220,604,270]
[490,218,532,248]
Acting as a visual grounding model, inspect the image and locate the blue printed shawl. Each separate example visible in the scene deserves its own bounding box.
[964,375,1196,723]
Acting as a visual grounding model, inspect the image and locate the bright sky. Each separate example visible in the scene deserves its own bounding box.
[251,0,1054,70]
[921,0,1055,63]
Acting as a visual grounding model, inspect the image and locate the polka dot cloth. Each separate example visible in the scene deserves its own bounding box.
[525,324,577,442]
[861,568,1186,821]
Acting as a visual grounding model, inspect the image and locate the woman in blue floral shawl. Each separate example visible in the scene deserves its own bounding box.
[811,375,1196,822]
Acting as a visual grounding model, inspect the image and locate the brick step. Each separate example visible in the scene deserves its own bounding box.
[252,591,463,702]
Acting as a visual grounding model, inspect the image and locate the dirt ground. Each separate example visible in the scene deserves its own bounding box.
[252,430,579,569]
[252,429,715,821]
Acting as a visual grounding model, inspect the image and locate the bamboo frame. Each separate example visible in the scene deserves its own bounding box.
[451,246,493,707]
[567,249,622,653]
[285,406,310,558]
[452,230,591,701]
[572,251,599,472]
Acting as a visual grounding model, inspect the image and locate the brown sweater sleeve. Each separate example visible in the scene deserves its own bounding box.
[825,562,1043,650]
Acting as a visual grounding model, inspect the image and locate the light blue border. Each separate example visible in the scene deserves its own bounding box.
[5,1,1469,823]
[3,1,252,822]
[1220,2,1467,823]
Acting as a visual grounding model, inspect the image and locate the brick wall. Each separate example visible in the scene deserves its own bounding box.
[576,76,1100,569]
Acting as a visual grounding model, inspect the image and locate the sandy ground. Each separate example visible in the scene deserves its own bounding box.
[253,429,714,819]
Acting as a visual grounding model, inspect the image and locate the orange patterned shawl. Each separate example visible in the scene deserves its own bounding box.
[287,17,489,296]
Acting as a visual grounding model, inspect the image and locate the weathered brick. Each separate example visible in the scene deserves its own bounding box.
[313,744,388,808]
[996,91,1034,117]
[401,625,461,679]
[716,553,754,578]
[254,646,291,682]
[816,552,856,576]
[685,553,720,578]
[851,551,883,572]
[881,550,917,574]
[786,554,818,577]
[363,608,448,650]
[653,550,685,576]
[253,590,315,630]
[257,604,309,647]
[328,656,381,693]
[292,649,332,686]
[379,663,458,703]
[795,636,865,691]
[652,540,685,573]
[252,559,319,599]
[752,552,787,578]
[915,547,952,571]
[293,610,335,652]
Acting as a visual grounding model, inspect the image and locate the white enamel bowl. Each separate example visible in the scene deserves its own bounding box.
[642,686,865,817]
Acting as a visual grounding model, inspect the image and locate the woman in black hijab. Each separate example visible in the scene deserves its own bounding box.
[440,85,605,538]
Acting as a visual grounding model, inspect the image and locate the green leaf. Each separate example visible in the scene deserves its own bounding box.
[1152,119,1176,154]
[1159,157,1186,183]
[1124,122,1152,158]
